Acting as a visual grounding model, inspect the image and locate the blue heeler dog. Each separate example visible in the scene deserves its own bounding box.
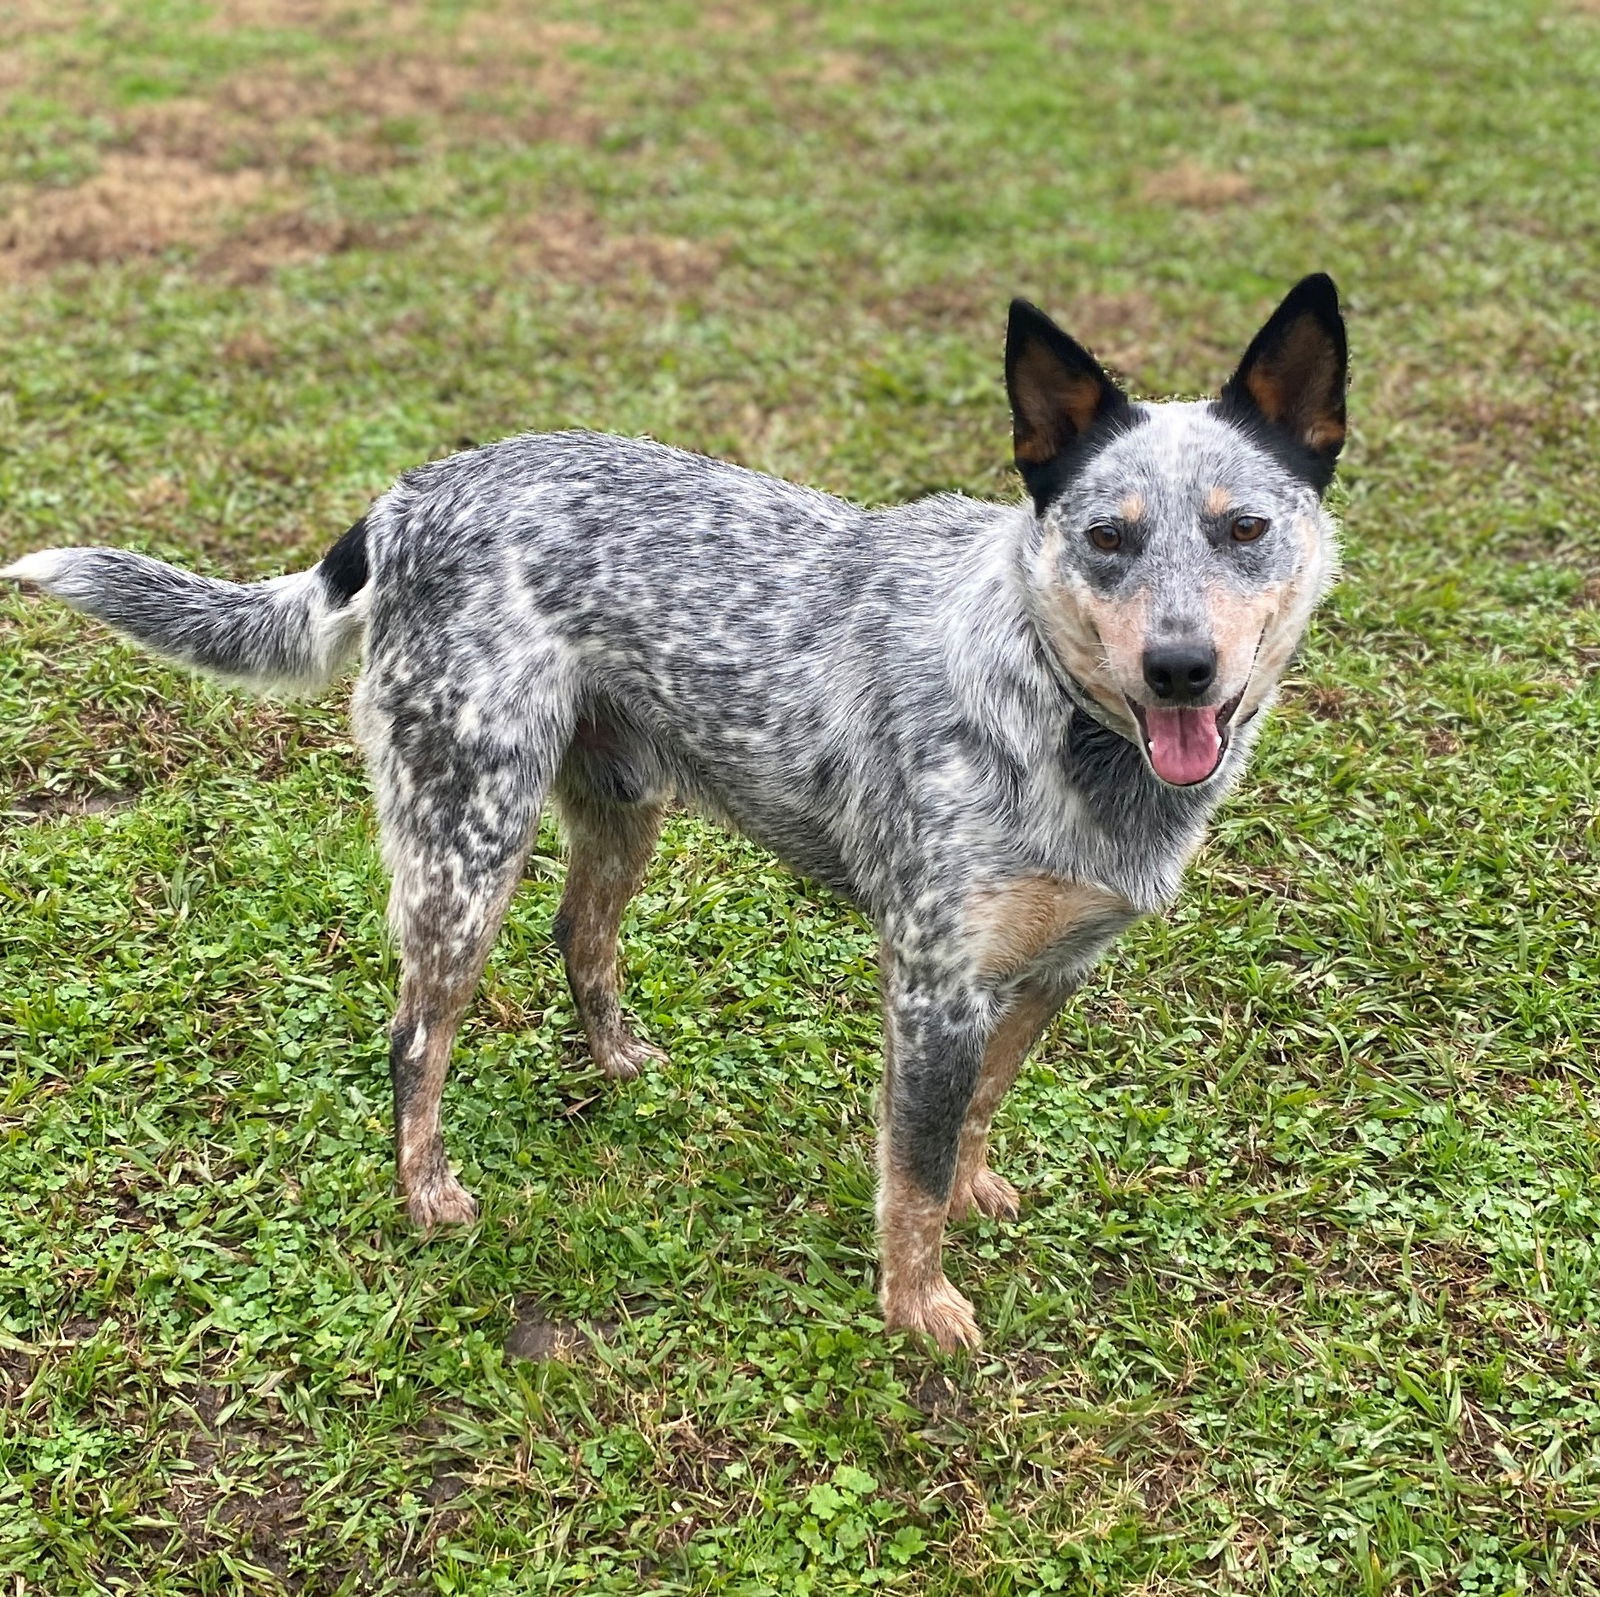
[5,274,1346,1349]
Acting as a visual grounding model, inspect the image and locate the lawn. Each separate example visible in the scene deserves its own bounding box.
[2,0,1599,1591]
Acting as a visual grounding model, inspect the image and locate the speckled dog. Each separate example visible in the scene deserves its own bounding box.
[5,274,1347,1350]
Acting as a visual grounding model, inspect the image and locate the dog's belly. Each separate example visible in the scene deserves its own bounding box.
[560,697,864,900]
[670,754,864,903]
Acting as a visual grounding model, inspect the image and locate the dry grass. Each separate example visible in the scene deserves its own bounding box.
[1138,159,1255,209]
[0,2,601,280]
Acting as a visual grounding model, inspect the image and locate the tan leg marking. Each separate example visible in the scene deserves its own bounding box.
[556,801,667,1081]
[392,867,529,1230]
[947,988,1059,1221]
[964,876,1135,981]
[879,1162,982,1351]
[952,876,1136,1224]
[875,954,980,1351]
[395,985,482,1229]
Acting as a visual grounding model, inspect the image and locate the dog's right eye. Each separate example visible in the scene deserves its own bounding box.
[1086,524,1123,552]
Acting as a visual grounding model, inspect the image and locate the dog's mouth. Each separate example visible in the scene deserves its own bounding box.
[1128,693,1243,787]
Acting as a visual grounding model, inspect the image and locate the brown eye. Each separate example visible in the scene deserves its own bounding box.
[1087,524,1122,552]
[1231,514,1269,543]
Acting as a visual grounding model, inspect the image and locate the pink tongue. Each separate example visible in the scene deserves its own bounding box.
[1143,705,1222,785]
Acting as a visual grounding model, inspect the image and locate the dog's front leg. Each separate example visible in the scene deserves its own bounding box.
[876,962,987,1351]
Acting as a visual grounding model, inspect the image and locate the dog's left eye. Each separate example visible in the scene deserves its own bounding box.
[1086,524,1123,552]
[1230,515,1270,543]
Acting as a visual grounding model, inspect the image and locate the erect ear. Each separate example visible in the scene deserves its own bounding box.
[1005,298,1130,503]
[1219,273,1348,490]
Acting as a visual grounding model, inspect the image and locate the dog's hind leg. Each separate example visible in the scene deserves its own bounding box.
[947,986,1060,1222]
[551,780,668,1082]
[359,682,567,1229]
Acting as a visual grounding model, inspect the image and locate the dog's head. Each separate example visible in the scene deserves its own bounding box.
[1008,275,1346,787]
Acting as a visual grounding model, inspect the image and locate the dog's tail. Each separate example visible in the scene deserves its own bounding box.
[2,515,373,697]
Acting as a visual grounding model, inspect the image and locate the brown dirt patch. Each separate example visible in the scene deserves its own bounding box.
[0,156,277,275]
[11,789,139,822]
[0,0,95,48]
[206,0,415,26]
[0,149,407,282]
[120,46,595,176]
[503,1300,615,1362]
[0,1345,35,1408]
[1138,160,1254,209]
[1445,391,1548,443]
[1059,290,1159,372]
[500,207,726,294]
[897,281,1154,370]
[4,3,606,282]
[1289,683,1349,721]
[220,328,281,368]
[202,207,405,284]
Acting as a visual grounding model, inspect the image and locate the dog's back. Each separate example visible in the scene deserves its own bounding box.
[357,431,1025,900]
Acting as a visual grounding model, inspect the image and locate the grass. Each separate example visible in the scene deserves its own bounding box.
[2,0,1599,1590]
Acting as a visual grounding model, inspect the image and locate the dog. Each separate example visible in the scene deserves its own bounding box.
[4,274,1347,1350]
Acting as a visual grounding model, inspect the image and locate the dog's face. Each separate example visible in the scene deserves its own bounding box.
[1008,276,1346,787]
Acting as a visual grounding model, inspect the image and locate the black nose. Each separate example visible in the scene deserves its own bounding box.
[1142,641,1216,702]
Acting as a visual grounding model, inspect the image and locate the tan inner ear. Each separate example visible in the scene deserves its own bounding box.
[1243,314,1343,450]
[1014,342,1106,464]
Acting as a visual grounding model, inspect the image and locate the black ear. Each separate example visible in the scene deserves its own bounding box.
[1218,273,1347,492]
[1005,298,1131,509]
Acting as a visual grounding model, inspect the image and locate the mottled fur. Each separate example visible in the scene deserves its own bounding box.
[4,275,1348,1350]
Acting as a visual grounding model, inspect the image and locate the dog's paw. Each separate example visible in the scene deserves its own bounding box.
[883,1276,983,1352]
[949,1166,1021,1222]
[596,1032,669,1082]
[405,1173,479,1230]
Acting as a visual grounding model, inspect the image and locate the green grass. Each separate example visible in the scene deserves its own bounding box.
[3,0,1600,1590]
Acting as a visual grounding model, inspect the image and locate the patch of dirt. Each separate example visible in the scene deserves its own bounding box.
[0,155,277,275]
[1131,1414,1207,1513]
[220,328,281,368]
[1138,160,1254,209]
[701,5,783,33]
[910,1369,979,1423]
[1577,572,1600,607]
[898,280,1154,370]
[200,207,407,285]
[0,0,95,48]
[156,1402,321,1581]
[779,50,877,88]
[500,207,726,294]
[503,1300,615,1362]
[1289,683,1349,721]
[0,153,392,284]
[206,0,415,26]
[11,788,140,822]
[1444,391,1549,444]
[0,1345,35,1408]
[1059,290,1159,372]
[5,6,604,282]
[119,43,595,176]
[449,12,603,56]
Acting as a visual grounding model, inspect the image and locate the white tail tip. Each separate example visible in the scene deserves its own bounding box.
[2,550,70,585]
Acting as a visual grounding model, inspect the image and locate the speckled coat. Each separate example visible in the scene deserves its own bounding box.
[4,274,1349,1350]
